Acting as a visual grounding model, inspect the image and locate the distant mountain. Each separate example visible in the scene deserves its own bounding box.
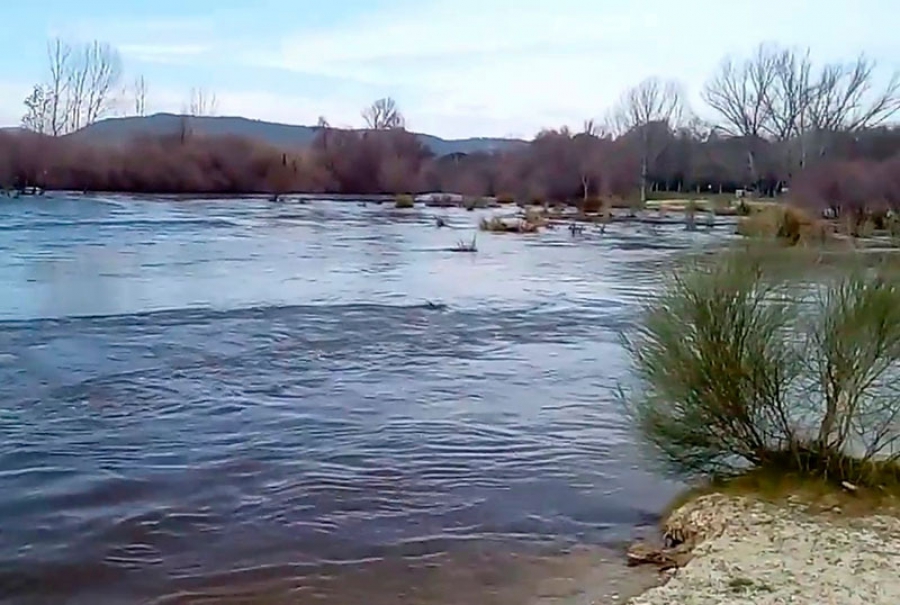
[66,113,527,156]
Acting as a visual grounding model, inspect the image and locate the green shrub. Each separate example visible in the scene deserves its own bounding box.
[623,247,900,489]
[394,194,415,208]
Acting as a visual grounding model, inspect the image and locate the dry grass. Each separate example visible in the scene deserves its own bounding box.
[735,204,832,245]
[522,207,551,226]
[479,216,540,234]
[450,233,478,252]
[645,198,775,214]
[578,196,605,214]
[666,464,900,520]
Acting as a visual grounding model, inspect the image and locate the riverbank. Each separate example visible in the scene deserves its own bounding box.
[624,493,900,605]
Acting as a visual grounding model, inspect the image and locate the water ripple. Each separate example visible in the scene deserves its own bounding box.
[0,195,721,603]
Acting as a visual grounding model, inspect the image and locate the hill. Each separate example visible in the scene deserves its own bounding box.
[66,113,527,156]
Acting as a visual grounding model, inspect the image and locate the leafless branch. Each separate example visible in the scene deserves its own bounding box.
[46,38,72,136]
[611,77,685,204]
[702,44,781,139]
[362,97,405,130]
[20,38,122,135]
[808,54,900,132]
[133,76,148,117]
[187,87,218,117]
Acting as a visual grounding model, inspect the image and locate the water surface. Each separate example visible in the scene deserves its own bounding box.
[0,195,733,604]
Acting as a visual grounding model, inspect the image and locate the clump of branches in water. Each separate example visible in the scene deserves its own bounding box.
[623,246,900,492]
[451,233,477,253]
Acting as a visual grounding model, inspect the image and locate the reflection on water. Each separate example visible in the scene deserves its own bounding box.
[0,195,734,604]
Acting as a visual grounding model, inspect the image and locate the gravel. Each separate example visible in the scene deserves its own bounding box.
[627,494,900,605]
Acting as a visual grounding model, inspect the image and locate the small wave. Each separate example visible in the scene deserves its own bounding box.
[0,218,241,231]
[0,300,454,328]
[0,194,733,605]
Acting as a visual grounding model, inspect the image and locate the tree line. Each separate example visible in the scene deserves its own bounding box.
[2,38,899,215]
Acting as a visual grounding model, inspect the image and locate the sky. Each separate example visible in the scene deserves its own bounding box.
[1,0,898,139]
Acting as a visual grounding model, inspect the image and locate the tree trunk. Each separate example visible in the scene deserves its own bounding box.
[640,157,648,205]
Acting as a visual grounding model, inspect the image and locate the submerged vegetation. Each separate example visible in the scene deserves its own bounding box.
[394,194,415,208]
[624,246,900,500]
[735,205,833,245]
[479,215,541,234]
[450,233,478,253]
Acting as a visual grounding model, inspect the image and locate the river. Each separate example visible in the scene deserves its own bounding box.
[0,195,733,604]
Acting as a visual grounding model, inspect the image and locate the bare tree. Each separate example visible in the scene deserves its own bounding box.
[316,115,330,128]
[20,38,122,136]
[582,118,608,137]
[611,77,685,205]
[362,97,405,130]
[39,38,72,136]
[22,85,51,134]
[84,42,122,125]
[177,87,218,144]
[704,43,900,185]
[803,56,900,169]
[65,41,123,131]
[187,87,218,117]
[808,55,900,133]
[133,75,148,116]
[702,45,781,139]
[702,44,795,186]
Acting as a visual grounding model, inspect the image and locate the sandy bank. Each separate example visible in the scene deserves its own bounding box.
[627,494,900,605]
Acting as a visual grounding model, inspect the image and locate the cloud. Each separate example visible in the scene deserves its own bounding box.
[47,15,222,66]
[234,0,745,134]
[230,0,900,137]
[7,0,898,138]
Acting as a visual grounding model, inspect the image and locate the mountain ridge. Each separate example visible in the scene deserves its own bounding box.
[65,113,528,156]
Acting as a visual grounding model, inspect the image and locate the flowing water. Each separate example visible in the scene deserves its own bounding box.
[0,195,734,604]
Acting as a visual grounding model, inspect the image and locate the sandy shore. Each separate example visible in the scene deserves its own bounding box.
[625,494,900,605]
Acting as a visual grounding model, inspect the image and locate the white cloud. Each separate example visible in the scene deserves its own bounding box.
[233,0,900,137]
[47,15,222,67]
[7,0,898,139]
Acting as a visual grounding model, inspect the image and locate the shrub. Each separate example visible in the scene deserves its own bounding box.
[623,247,900,489]
[580,196,604,214]
[479,216,539,233]
[394,194,415,208]
[462,197,491,211]
[736,205,829,245]
[450,233,477,252]
[522,207,549,226]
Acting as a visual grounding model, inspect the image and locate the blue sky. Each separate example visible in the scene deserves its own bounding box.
[1,0,898,138]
